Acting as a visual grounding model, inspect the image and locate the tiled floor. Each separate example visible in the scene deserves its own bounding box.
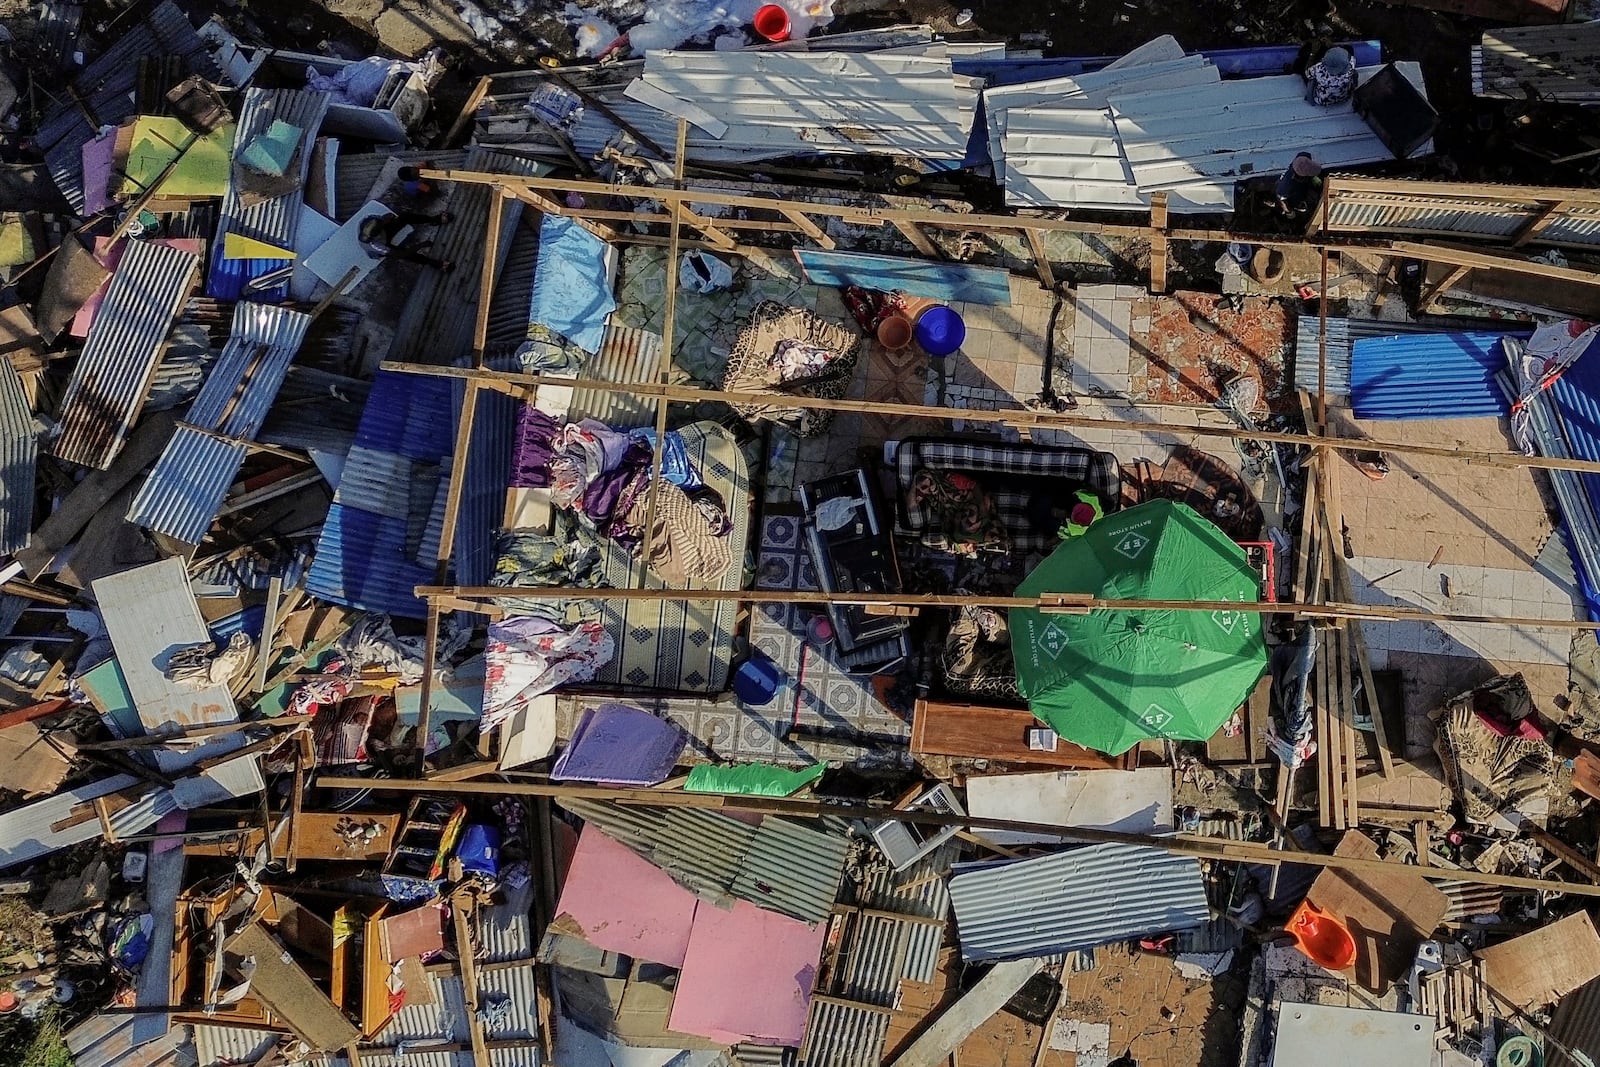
[743,514,913,768]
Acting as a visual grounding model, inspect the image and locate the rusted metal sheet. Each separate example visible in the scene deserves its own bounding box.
[53,240,202,470]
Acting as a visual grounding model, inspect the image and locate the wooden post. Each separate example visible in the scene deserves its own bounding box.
[782,208,836,249]
[892,219,943,259]
[1511,199,1573,248]
[314,774,1600,898]
[452,892,492,1066]
[1417,264,1472,310]
[473,190,509,369]
[638,119,691,584]
[1149,192,1169,294]
[1024,226,1057,291]
[439,75,493,148]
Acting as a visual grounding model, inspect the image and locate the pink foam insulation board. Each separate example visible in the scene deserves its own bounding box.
[553,827,699,968]
[668,898,825,1046]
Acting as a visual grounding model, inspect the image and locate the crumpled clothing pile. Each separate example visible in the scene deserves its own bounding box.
[482,616,614,731]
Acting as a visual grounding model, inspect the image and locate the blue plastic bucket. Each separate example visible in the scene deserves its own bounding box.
[915,306,966,357]
[733,653,784,706]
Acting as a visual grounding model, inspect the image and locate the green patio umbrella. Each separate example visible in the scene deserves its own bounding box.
[1009,498,1268,756]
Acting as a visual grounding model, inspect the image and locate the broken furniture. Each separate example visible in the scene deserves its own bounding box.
[893,437,1122,556]
[871,783,964,871]
[799,468,909,658]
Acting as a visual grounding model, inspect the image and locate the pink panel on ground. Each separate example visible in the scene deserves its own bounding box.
[81,131,117,216]
[668,899,825,1047]
[71,237,206,337]
[553,827,699,968]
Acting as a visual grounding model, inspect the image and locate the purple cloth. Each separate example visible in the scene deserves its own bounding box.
[583,440,652,524]
[511,404,562,488]
[551,703,686,785]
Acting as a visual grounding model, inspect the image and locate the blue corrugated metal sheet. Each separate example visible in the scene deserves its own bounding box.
[37,1,217,210]
[1350,332,1512,419]
[129,302,313,544]
[1540,338,1600,621]
[305,371,455,618]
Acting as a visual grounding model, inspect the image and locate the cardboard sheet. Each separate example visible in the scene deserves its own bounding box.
[1306,831,1448,989]
[120,117,235,199]
[1478,911,1600,1010]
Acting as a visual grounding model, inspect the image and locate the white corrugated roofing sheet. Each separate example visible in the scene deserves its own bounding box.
[947,842,1209,961]
[1109,62,1433,200]
[985,46,1216,180]
[1000,59,1434,212]
[625,49,979,163]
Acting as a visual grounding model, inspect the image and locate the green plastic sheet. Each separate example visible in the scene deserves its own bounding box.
[684,761,827,796]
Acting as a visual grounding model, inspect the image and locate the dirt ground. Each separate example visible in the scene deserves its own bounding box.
[884,944,1249,1067]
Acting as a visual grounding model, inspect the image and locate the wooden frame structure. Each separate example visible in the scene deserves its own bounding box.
[392,156,1600,836]
[1314,176,1600,252]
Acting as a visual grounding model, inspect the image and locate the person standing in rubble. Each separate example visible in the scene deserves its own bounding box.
[359,211,455,273]
[1275,153,1323,217]
[1303,46,1357,107]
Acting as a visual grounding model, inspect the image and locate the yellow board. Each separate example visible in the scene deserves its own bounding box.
[120,117,234,200]
[222,232,296,261]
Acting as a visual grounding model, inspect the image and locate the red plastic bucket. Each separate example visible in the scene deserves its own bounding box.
[754,4,791,41]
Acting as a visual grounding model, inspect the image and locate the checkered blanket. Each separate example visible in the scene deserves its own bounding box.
[895,437,1122,555]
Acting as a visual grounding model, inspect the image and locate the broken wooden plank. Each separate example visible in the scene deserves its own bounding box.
[888,957,1045,1067]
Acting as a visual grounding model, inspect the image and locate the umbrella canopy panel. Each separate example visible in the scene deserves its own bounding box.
[1010,499,1268,755]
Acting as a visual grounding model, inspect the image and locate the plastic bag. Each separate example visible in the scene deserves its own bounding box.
[679,250,733,293]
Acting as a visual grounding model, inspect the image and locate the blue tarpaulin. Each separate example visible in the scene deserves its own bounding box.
[1350,332,1513,419]
[529,215,616,355]
[794,249,1013,305]
[954,40,1383,86]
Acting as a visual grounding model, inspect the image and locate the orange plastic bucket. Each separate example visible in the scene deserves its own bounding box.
[877,314,913,350]
[753,4,791,41]
[1287,899,1357,969]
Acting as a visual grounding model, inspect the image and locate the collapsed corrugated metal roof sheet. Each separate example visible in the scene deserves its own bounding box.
[209,87,332,300]
[1295,315,1535,396]
[561,798,849,924]
[1108,63,1431,209]
[53,240,203,470]
[384,147,540,367]
[366,964,539,1065]
[1474,23,1600,102]
[128,302,314,544]
[36,0,218,210]
[1350,331,1511,419]
[803,842,957,1067]
[305,369,455,618]
[947,842,1209,961]
[998,55,1430,210]
[64,997,189,1067]
[623,49,980,164]
[0,360,37,555]
[0,775,164,871]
